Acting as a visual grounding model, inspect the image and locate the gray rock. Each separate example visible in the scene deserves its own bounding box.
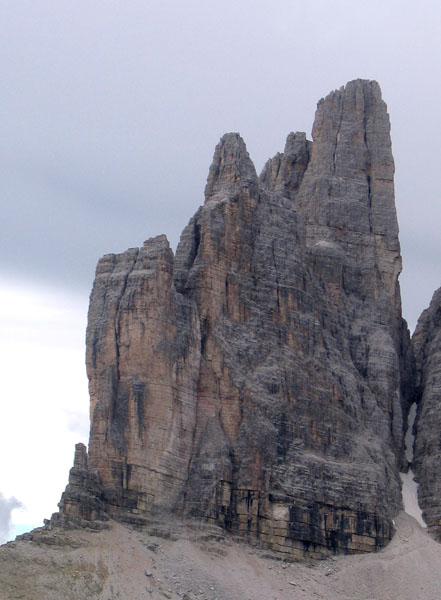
[260,131,311,199]
[204,132,258,202]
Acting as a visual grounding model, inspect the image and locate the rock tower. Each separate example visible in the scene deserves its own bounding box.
[54,80,417,558]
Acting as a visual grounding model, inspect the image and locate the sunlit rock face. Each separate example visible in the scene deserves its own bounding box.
[413,288,441,539]
[85,236,201,520]
[68,80,415,557]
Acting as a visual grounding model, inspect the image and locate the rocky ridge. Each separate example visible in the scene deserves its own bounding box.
[49,79,419,559]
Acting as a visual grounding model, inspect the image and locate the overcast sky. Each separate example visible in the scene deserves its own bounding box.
[1,0,440,542]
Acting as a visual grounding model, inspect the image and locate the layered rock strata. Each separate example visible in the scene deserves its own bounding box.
[413,288,441,538]
[57,80,414,557]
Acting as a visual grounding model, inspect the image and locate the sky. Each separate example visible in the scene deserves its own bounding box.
[1,0,440,543]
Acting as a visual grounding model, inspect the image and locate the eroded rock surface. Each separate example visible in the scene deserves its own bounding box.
[57,79,414,557]
[413,287,441,538]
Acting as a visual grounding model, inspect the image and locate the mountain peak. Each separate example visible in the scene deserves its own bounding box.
[204,132,258,202]
[40,80,433,561]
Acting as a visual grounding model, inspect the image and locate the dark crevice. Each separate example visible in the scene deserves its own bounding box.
[367,174,373,233]
[362,84,373,233]
[114,249,139,388]
[109,249,139,449]
[332,102,344,175]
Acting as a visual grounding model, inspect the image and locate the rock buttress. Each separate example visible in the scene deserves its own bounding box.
[413,288,441,538]
[69,80,414,557]
[85,235,201,522]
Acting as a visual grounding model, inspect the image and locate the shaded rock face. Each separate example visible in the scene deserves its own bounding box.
[413,288,441,539]
[61,80,414,557]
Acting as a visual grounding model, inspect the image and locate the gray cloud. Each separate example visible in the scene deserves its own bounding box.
[1,1,440,324]
[65,409,90,439]
[0,493,22,545]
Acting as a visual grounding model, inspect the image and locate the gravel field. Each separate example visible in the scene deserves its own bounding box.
[0,511,440,600]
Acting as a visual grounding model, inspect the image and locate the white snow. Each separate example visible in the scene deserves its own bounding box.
[400,402,426,528]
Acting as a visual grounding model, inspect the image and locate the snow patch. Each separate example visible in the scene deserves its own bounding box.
[400,403,426,528]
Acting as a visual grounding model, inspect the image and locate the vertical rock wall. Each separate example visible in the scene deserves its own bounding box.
[413,288,441,538]
[86,236,201,519]
[71,80,414,557]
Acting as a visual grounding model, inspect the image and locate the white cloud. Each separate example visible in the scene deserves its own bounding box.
[0,282,89,539]
[0,493,22,545]
[65,409,90,438]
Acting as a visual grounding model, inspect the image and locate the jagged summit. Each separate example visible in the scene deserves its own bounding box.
[316,78,383,108]
[260,131,311,199]
[204,132,258,202]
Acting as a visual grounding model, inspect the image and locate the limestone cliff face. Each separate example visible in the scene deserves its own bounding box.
[85,236,201,519]
[60,80,414,557]
[413,288,441,539]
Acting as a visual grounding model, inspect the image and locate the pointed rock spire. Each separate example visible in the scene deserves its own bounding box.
[260,131,311,199]
[204,133,258,203]
[50,443,109,528]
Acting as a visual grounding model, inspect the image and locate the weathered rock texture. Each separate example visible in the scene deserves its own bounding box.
[413,288,441,538]
[57,80,415,557]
